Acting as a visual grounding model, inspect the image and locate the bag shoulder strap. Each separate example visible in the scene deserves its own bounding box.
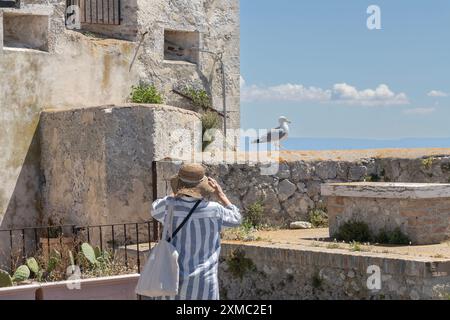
[168,200,202,242]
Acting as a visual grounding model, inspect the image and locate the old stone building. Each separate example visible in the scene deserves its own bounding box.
[0,0,240,232]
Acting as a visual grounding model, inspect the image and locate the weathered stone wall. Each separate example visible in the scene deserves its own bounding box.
[135,0,241,150]
[155,153,450,226]
[39,104,202,227]
[0,33,138,230]
[0,0,240,231]
[219,243,450,300]
[323,183,450,245]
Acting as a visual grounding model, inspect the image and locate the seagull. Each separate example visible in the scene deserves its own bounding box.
[253,116,292,150]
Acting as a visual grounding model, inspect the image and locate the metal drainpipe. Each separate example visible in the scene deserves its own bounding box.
[192,47,228,150]
[220,54,227,148]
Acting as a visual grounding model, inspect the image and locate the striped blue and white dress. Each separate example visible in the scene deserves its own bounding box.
[151,196,242,300]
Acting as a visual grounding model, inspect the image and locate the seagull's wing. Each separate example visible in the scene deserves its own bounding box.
[253,127,287,144]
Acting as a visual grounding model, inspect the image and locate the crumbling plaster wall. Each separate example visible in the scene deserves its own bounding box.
[39,104,202,227]
[0,0,240,230]
[0,1,139,229]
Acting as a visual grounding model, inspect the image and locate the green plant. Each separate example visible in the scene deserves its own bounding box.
[335,221,372,243]
[374,228,410,245]
[226,249,256,279]
[47,249,62,273]
[312,271,323,289]
[12,265,30,283]
[26,258,39,275]
[221,223,262,242]
[245,201,265,228]
[81,243,111,268]
[349,241,363,252]
[130,84,163,104]
[309,209,329,228]
[422,157,434,170]
[326,242,340,250]
[182,87,212,112]
[0,270,13,288]
[81,243,98,265]
[201,111,222,151]
[364,174,381,182]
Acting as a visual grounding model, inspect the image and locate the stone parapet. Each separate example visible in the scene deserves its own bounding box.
[219,242,450,300]
[323,183,450,245]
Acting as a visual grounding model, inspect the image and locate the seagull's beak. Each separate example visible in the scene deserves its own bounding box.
[287,119,292,124]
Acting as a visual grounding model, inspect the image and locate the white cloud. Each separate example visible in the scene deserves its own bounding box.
[403,107,436,115]
[240,78,409,106]
[332,83,409,106]
[427,90,448,97]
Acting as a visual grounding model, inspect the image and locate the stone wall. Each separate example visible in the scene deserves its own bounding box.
[135,0,241,150]
[0,0,240,230]
[39,104,202,228]
[0,32,138,230]
[324,183,450,245]
[219,243,450,300]
[156,152,450,226]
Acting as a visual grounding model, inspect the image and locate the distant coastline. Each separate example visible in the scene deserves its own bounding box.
[240,137,450,151]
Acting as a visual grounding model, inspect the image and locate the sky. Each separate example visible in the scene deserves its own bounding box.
[240,0,450,140]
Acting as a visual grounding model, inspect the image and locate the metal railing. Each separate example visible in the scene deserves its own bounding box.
[66,0,121,25]
[0,220,160,274]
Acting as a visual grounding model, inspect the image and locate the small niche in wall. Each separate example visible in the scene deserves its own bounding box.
[164,29,199,64]
[2,13,49,52]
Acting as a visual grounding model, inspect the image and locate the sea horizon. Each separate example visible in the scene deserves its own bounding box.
[240,137,450,151]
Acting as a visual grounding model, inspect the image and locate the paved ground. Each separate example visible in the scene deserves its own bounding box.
[226,228,450,261]
[120,226,450,262]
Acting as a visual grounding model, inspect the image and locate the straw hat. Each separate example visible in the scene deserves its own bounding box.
[170,163,215,199]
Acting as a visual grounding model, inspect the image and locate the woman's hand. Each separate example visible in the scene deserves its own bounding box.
[208,178,224,195]
[208,178,232,207]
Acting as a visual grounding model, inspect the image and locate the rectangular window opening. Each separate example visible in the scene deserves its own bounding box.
[2,13,49,52]
[164,29,200,64]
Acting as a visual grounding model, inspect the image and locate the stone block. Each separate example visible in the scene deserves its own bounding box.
[322,182,450,245]
[40,104,202,227]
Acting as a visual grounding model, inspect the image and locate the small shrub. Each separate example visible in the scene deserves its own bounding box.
[326,242,340,250]
[374,228,410,245]
[245,201,265,228]
[335,221,372,243]
[183,87,212,112]
[226,249,256,279]
[422,157,434,170]
[130,84,163,104]
[349,241,363,252]
[221,224,260,242]
[364,174,381,182]
[309,209,329,228]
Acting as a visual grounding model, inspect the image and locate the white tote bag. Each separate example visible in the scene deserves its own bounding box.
[136,203,179,297]
[136,200,201,298]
